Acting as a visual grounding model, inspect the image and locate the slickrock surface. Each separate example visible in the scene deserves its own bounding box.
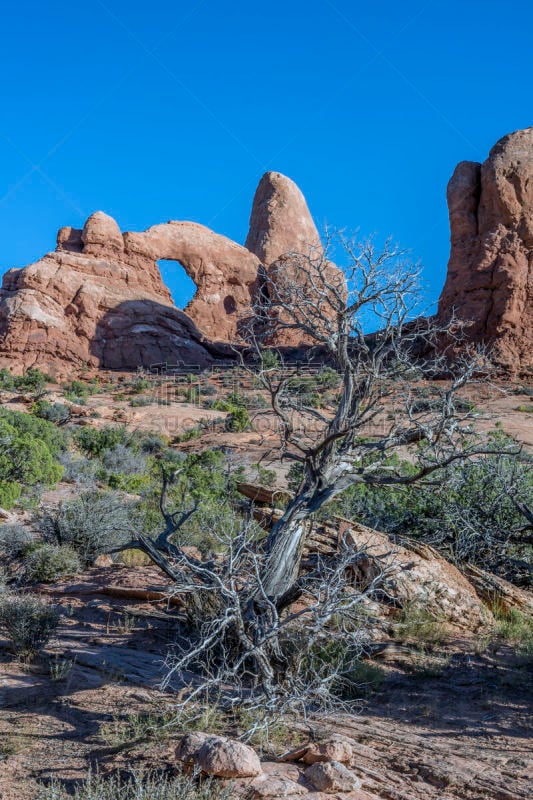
[438,126,533,373]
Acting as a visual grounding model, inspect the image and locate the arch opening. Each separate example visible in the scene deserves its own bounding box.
[157,259,197,310]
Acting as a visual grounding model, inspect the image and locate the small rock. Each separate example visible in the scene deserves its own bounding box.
[304,761,362,794]
[282,738,353,766]
[93,554,114,567]
[176,733,262,778]
[303,739,353,765]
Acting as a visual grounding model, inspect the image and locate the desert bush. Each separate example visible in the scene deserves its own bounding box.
[38,770,232,800]
[23,543,81,583]
[200,382,217,396]
[0,523,35,559]
[117,548,152,567]
[315,366,340,389]
[332,440,532,581]
[38,490,134,566]
[129,396,154,407]
[73,425,132,458]
[393,604,449,647]
[138,433,167,454]
[62,378,100,403]
[130,377,151,394]
[58,451,99,485]
[0,410,64,508]
[252,463,277,487]
[0,593,60,659]
[101,444,147,475]
[2,368,50,397]
[225,405,250,432]
[494,607,533,655]
[33,400,71,424]
[211,391,250,424]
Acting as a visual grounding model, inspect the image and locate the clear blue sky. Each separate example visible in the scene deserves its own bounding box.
[0,0,531,310]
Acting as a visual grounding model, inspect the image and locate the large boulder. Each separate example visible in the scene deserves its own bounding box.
[176,732,262,778]
[437,126,533,374]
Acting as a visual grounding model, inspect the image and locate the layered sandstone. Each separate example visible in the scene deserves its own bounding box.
[437,126,533,373]
[0,172,324,375]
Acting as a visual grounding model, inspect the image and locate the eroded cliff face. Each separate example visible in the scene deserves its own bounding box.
[438,127,533,373]
[0,173,322,375]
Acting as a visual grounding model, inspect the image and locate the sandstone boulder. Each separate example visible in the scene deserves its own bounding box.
[176,732,262,778]
[282,738,353,766]
[338,519,493,633]
[437,126,533,374]
[304,760,362,793]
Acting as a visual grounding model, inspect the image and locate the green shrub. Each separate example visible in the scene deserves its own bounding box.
[73,425,132,458]
[13,368,50,396]
[0,410,64,507]
[253,463,277,487]
[331,441,533,579]
[130,377,151,394]
[315,367,340,389]
[23,543,81,583]
[62,379,100,403]
[0,593,60,660]
[0,481,22,509]
[38,490,134,566]
[225,405,250,432]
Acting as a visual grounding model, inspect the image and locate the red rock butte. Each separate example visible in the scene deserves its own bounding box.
[0,172,322,375]
[0,128,532,376]
[437,126,533,374]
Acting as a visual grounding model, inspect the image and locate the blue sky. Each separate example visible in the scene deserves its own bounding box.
[0,0,531,310]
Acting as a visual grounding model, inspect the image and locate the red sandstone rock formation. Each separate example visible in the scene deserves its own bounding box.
[437,126,533,374]
[245,171,321,265]
[0,172,324,375]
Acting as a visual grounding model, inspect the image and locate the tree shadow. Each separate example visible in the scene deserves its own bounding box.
[363,644,532,741]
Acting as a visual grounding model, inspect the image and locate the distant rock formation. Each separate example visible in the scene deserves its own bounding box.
[437,126,533,374]
[245,171,321,265]
[0,173,322,375]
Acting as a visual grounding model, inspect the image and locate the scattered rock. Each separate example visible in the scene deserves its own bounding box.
[304,760,362,793]
[282,738,353,765]
[176,732,262,778]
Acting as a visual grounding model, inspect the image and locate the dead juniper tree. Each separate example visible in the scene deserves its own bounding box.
[112,232,512,727]
[240,231,510,603]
